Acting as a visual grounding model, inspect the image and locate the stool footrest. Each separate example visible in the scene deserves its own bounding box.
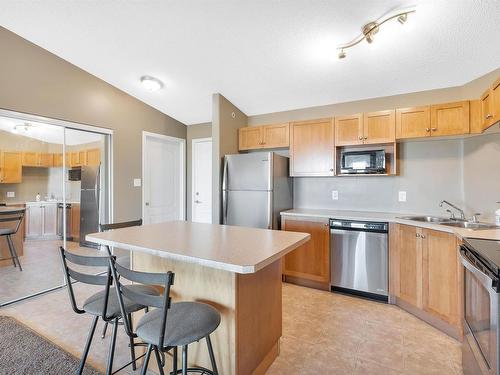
[170,367,215,375]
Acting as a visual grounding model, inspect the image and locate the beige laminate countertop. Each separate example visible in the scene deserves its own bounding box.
[86,221,310,274]
[281,208,500,241]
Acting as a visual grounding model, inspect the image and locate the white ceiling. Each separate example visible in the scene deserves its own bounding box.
[0,0,499,125]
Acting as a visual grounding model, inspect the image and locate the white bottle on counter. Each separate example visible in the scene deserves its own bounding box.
[496,202,500,226]
[35,193,41,202]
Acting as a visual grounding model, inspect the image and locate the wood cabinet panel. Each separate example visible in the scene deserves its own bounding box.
[363,110,395,144]
[0,151,22,183]
[397,225,422,308]
[422,229,459,326]
[480,88,494,129]
[53,153,63,167]
[70,151,87,167]
[238,127,263,150]
[22,152,40,167]
[290,118,334,176]
[261,123,289,148]
[71,204,80,240]
[39,153,53,167]
[86,148,101,166]
[334,114,363,146]
[282,219,329,284]
[396,106,431,139]
[492,78,500,125]
[430,101,470,136]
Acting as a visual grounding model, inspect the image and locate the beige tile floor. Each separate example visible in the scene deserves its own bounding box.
[1,282,462,375]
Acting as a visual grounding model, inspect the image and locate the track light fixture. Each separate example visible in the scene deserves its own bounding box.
[336,6,416,59]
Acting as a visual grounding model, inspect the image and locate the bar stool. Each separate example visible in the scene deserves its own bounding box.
[99,219,143,339]
[108,254,221,375]
[0,208,25,271]
[59,247,160,375]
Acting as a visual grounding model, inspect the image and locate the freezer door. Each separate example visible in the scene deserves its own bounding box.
[80,166,99,190]
[224,190,272,229]
[80,190,100,248]
[223,153,272,191]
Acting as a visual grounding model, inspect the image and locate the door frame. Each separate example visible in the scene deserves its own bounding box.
[142,131,186,223]
[191,137,212,223]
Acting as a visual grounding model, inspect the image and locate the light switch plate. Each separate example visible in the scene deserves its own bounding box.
[398,191,407,202]
[332,190,339,200]
[6,191,15,198]
[133,178,142,187]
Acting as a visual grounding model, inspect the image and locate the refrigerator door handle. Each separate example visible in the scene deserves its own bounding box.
[267,192,272,229]
[222,157,228,191]
[222,189,228,224]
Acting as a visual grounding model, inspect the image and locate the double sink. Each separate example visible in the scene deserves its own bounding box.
[398,216,500,230]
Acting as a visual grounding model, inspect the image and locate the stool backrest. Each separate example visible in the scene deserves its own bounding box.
[109,256,174,345]
[100,219,142,232]
[0,208,25,234]
[59,247,113,317]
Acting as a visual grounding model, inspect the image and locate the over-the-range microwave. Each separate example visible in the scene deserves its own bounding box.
[340,150,386,174]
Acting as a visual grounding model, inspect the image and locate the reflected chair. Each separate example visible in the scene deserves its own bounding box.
[59,247,160,375]
[0,208,25,271]
[99,219,143,339]
[108,255,221,375]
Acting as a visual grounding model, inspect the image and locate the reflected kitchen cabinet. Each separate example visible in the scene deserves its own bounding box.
[22,152,40,167]
[86,148,101,166]
[0,151,22,183]
[70,150,87,167]
[39,153,53,167]
[25,202,58,239]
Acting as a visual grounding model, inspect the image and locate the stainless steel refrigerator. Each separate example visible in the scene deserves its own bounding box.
[222,152,293,229]
[80,165,100,248]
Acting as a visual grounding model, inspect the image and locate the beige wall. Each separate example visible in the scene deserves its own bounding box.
[211,94,247,223]
[0,27,186,221]
[186,122,211,221]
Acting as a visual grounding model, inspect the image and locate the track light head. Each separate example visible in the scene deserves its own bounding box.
[397,13,408,24]
[338,49,346,59]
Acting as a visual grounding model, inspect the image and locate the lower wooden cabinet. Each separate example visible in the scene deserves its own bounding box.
[71,204,80,241]
[392,224,461,337]
[282,218,330,289]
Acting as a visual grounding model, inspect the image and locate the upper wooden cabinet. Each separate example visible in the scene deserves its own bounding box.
[334,114,363,146]
[493,78,500,125]
[21,152,53,167]
[479,77,500,131]
[86,148,101,166]
[282,218,330,289]
[70,150,87,167]
[430,101,470,136]
[39,153,53,167]
[0,151,22,184]
[238,123,289,151]
[289,118,334,176]
[396,106,431,139]
[363,110,396,144]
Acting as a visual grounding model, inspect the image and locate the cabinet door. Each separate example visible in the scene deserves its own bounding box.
[53,153,63,167]
[86,148,101,166]
[397,225,422,308]
[396,106,431,139]
[238,127,263,151]
[492,78,500,125]
[71,204,80,240]
[282,219,330,284]
[0,151,22,183]
[363,110,396,144]
[480,89,494,129]
[290,118,334,176]
[22,152,40,167]
[430,101,470,136]
[422,229,460,326]
[71,151,87,167]
[261,123,289,148]
[42,204,58,237]
[26,205,43,238]
[39,153,54,167]
[334,114,363,146]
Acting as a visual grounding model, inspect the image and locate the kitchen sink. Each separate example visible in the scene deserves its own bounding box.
[398,216,451,223]
[440,222,500,230]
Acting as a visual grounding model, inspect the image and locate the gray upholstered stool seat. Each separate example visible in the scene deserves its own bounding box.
[0,228,15,235]
[83,285,159,318]
[136,302,221,347]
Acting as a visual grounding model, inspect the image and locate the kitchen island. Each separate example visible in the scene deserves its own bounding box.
[87,220,310,375]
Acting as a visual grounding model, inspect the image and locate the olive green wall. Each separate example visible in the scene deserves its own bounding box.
[0,26,186,221]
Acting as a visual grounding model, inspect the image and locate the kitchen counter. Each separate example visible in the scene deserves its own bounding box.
[0,206,25,267]
[86,220,310,374]
[281,208,500,241]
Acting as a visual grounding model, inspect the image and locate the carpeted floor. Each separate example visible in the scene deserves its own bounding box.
[0,316,101,375]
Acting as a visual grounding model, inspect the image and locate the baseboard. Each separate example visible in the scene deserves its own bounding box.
[283,275,330,291]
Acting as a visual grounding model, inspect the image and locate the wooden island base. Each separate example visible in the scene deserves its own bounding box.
[133,253,283,375]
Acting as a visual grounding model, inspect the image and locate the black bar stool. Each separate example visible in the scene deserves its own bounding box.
[108,253,221,375]
[0,208,25,271]
[99,219,143,339]
[59,247,160,375]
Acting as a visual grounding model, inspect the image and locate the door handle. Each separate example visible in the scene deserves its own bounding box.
[145,202,150,206]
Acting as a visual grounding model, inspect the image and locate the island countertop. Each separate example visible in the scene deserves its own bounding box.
[86,220,310,274]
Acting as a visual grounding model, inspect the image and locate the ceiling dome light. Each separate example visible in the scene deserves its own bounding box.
[140,75,164,92]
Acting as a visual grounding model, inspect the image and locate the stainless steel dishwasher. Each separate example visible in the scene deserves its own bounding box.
[330,218,388,302]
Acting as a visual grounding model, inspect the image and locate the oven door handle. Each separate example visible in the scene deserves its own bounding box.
[460,250,496,292]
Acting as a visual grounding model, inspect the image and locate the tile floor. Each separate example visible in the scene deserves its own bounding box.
[1,282,463,375]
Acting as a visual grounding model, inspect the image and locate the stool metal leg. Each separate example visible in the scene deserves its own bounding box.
[128,313,137,371]
[182,345,188,375]
[78,315,98,375]
[6,236,17,267]
[141,344,153,375]
[154,346,165,375]
[206,335,219,375]
[7,235,22,271]
[172,346,178,374]
[106,318,119,375]
[101,322,108,339]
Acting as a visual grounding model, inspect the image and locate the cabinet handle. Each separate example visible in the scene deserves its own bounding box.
[486,114,493,119]
[358,136,363,140]
[364,136,368,140]
[420,234,426,239]
[329,168,334,172]
[431,128,437,131]
[426,128,430,132]
[416,233,420,238]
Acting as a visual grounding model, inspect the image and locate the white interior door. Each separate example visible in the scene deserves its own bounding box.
[143,132,185,224]
[192,138,212,223]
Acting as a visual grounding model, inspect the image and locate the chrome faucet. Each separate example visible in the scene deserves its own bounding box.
[439,200,465,220]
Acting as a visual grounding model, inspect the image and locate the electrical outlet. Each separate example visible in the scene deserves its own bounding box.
[133,178,142,187]
[6,191,15,198]
[332,190,339,200]
[398,191,407,202]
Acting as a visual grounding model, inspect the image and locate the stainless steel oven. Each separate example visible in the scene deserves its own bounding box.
[460,238,500,375]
